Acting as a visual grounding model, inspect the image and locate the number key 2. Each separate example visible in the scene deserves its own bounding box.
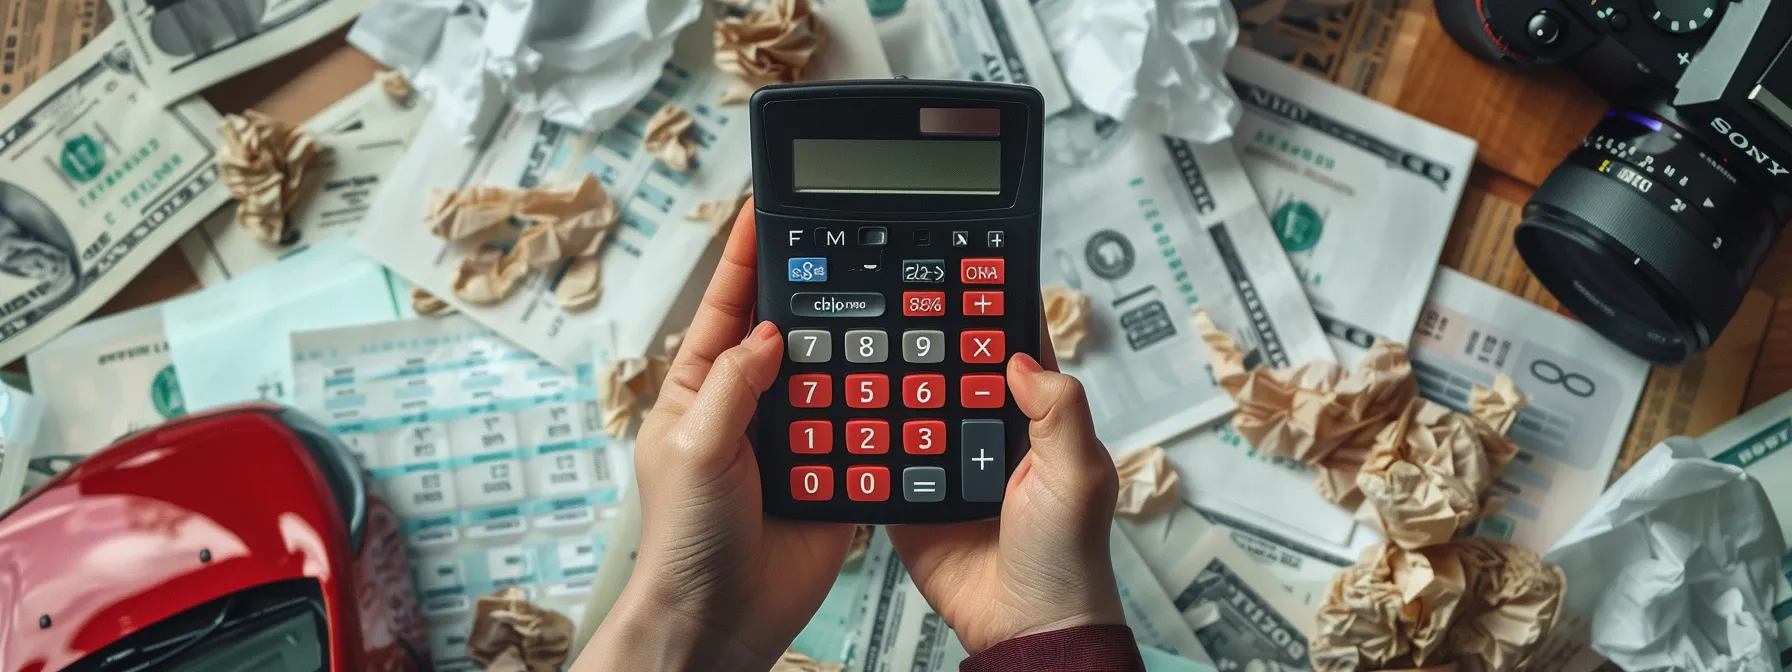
[846,419,891,454]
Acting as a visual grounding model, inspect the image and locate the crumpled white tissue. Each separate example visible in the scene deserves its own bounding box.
[349,0,702,142]
[1542,438,1786,672]
[1050,0,1241,142]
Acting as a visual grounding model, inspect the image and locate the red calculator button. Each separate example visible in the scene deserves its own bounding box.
[961,258,1005,284]
[846,465,891,502]
[788,373,831,408]
[903,291,946,316]
[961,374,1007,409]
[845,373,890,409]
[963,291,1004,316]
[961,330,1006,364]
[845,419,891,454]
[789,420,832,454]
[903,373,947,409]
[903,419,948,455]
[791,466,833,501]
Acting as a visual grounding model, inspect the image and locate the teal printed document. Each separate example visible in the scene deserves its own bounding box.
[164,238,405,411]
[291,315,625,670]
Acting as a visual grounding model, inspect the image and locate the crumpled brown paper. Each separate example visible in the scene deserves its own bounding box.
[1113,445,1180,520]
[1195,309,1419,506]
[508,176,616,266]
[770,649,845,672]
[427,185,521,241]
[412,287,456,316]
[556,255,602,312]
[1042,286,1091,360]
[597,331,685,437]
[1311,539,1566,672]
[428,175,620,306]
[686,194,748,237]
[467,586,575,672]
[643,104,698,172]
[217,111,319,245]
[846,524,874,562]
[375,69,414,103]
[1355,378,1526,550]
[714,0,827,103]
[451,243,528,305]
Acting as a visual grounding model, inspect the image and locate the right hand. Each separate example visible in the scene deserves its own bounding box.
[885,353,1127,654]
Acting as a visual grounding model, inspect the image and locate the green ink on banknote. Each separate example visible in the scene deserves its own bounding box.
[151,364,185,419]
[1270,201,1324,253]
[60,135,105,182]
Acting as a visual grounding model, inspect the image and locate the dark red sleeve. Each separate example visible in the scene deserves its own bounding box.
[960,624,1146,672]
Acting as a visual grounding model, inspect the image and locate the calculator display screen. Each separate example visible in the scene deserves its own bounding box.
[791,139,1001,195]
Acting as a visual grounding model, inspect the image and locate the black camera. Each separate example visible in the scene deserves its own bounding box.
[1435,0,1792,364]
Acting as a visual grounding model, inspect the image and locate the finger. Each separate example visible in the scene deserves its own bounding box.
[667,321,782,465]
[664,199,760,400]
[886,520,997,587]
[1007,353,1112,476]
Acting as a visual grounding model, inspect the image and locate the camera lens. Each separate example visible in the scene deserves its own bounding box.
[1515,110,1782,364]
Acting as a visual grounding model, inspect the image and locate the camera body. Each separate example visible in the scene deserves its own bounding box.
[1437,0,1792,363]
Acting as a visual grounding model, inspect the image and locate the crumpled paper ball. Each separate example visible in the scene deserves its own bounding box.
[714,0,827,102]
[1312,539,1566,672]
[217,111,319,245]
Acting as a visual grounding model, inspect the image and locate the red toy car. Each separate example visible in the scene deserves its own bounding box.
[0,404,430,671]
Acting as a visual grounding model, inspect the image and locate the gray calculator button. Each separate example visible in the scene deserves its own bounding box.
[844,329,889,363]
[961,420,1006,502]
[903,467,947,502]
[902,330,946,363]
[791,293,885,318]
[787,329,831,363]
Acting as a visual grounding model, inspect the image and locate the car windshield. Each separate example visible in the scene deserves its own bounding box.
[63,580,329,672]
[160,607,325,672]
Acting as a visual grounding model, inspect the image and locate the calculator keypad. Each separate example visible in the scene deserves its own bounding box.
[764,216,1032,522]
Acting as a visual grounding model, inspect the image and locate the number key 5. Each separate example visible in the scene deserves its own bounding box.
[845,373,890,409]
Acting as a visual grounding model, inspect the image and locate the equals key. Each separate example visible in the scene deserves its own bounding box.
[903,466,946,503]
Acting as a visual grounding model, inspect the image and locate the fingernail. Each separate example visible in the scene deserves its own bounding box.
[751,321,779,342]
[1011,353,1043,374]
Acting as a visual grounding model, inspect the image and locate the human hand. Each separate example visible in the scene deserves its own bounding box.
[577,201,855,671]
[886,351,1126,654]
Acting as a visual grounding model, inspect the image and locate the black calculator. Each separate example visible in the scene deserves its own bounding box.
[749,80,1045,524]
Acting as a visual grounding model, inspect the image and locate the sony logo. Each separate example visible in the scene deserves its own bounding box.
[1712,117,1791,177]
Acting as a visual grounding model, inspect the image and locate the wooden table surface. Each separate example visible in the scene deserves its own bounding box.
[77,1,1792,463]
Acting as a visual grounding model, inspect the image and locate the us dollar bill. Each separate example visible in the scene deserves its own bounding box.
[1042,108,1335,452]
[1122,500,1350,614]
[0,28,229,365]
[848,527,1223,670]
[1698,390,1792,666]
[1234,0,1423,104]
[1225,47,1476,366]
[872,0,1072,115]
[12,302,184,505]
[106,0,369,105]
[1161,526,1316,671]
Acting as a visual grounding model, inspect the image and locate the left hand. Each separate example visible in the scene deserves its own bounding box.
[576,201,856,670]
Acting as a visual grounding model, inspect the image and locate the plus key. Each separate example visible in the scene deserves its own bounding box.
[963,291,1003,316]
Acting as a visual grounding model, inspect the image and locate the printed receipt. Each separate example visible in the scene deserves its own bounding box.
[290,315,628,670]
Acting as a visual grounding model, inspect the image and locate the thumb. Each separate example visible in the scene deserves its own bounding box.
[672,321,783,464]
[1006,354,1117,507]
